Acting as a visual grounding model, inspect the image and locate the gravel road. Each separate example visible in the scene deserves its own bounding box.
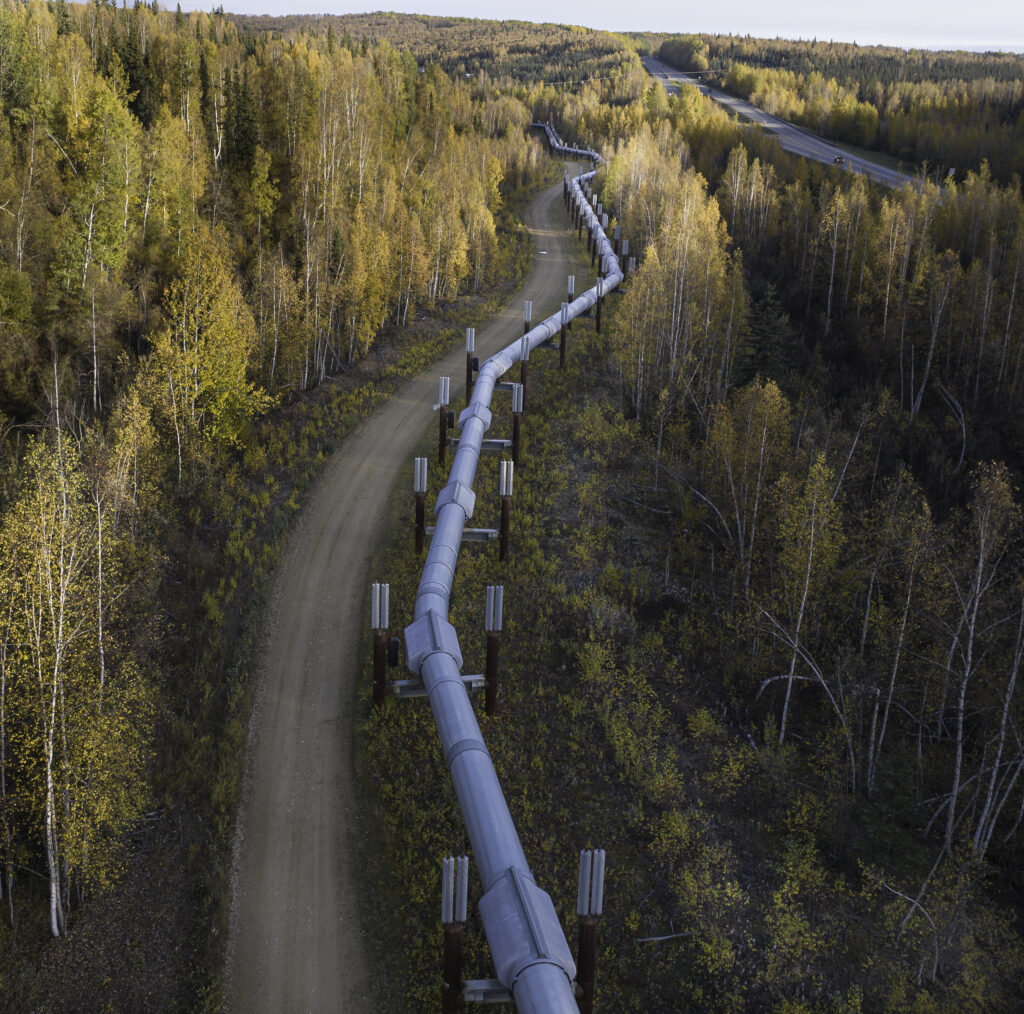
[225,167,581,1013]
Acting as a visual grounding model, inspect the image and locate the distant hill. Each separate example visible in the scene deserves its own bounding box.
[227,11,638,87]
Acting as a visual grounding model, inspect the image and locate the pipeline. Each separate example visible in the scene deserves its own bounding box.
[402,131,619,1012]
[535,121,602,164]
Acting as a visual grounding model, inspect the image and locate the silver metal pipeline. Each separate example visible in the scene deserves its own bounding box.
[535,121,603,164]
[404,141,618,1012]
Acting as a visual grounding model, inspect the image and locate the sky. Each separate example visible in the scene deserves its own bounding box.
[172,0,1024,52]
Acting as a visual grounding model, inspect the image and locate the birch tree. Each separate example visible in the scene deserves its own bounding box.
[702,377,793,592]
[764,454,844,745]
[0,434,151,934]
[934,463,1019,855]
[148,222,265,486]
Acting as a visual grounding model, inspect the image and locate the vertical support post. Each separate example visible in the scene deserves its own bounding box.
[523,299,532,336]
[567,276,575,332]
[465,328,476,407]
[519,335,530,400]
[595,276,603,334]
[576,917,597,1013]
[441,855,470,1013]
[371,582,390,708]
[560,302,568,369]
[621,239,629,272]
[511,383,523,467]
[613,225,621,256]
[437,376,450,466]
[484,585,503,716]
[413,457,427,553]
[590,228,597,267]
[576,848,606,1014]
[586,224,594,257]
[499,461,513,563]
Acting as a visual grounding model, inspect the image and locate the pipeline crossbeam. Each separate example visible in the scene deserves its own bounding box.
[403,132,616,1013]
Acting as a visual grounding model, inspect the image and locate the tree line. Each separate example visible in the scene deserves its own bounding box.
[229,11,643,94]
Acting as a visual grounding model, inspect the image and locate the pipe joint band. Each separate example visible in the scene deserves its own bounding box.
[435,480,476,520]
[444,737,490,770]
[404,609,463,674]
[459,402,492,431]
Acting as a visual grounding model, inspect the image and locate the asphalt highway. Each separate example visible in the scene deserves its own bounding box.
[642,56,912,190]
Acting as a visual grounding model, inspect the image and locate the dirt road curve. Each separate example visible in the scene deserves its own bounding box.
[225,167,582,1013]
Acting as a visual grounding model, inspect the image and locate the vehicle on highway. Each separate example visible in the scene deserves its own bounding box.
[833,155,846,166]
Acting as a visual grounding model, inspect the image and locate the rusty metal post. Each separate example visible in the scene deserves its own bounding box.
[576,916,597,1014]
[465,328,476,407]
[442,923,464,1013]
[415,492,425,553]
[575,848,606,1013]
[484,585,503,717]
[499,496,511,562]
[560,302,568,370]
[437,376,450,466]
[485,630,500,717]
[519,335,530,403]
[567,276,575,332]
[441,854,469,1013]
[373,630,387,708]
[371,582,390,709]
[414,456,427,553]
[498,461,513,563]
[511,383,523,467]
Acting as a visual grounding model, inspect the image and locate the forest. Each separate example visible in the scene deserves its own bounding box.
[367,31,1024,1014]
[232,11,648,95]
[0,3,1023,1011]
[656,33,1024,184]
[0,2,551,1007]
